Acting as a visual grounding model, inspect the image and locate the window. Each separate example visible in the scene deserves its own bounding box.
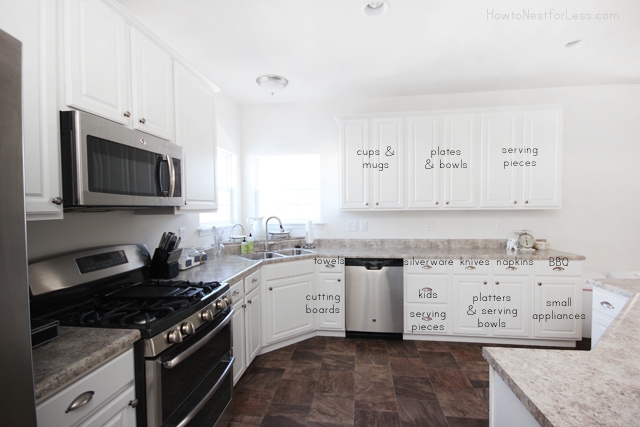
[199,148,237,226]
[254,154,321,224]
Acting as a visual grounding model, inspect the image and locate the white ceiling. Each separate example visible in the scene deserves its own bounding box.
[116,0,640,105]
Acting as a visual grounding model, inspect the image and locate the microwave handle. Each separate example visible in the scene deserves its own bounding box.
[158,156,169,196]
[167,154,176,197]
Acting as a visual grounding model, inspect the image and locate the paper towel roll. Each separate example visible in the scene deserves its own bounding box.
[306,220,314,244]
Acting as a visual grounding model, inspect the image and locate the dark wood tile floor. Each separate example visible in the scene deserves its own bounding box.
[230,336,590,427]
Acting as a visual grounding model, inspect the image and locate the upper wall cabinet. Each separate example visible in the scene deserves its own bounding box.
[174,62,218,210]
[340,107,563,211]
[0,0,63,220]
[340,117,403,210]
[63,0,175,140]
[480,109,563,208]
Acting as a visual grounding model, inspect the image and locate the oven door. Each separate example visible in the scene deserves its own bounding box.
[145,308,233,427]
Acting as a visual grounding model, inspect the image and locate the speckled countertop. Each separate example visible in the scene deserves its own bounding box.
[32,239,584,403]
[483,278,640,427]
[32,327,140,402]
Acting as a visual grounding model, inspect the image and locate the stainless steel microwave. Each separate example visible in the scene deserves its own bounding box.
[60,110,183,210]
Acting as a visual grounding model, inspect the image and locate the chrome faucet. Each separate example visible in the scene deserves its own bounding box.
[263,216,284,252]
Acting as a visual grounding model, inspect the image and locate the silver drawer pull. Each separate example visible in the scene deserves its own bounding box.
[252,277,258,282]
[65,391,94,413]
[421,316,432,321]
[552,267,565,271]
[421,265,433,269]
[506,266,517,271]
[601,301,615,310]
[325,264,336,269]
[421,287,433,292]
[232,290,240,296]
[465,266,476,270]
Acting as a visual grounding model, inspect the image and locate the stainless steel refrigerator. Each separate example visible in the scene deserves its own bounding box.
[0,28,38,425]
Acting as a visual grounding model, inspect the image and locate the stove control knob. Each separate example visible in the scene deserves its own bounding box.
[200,308,214,322]
[180,322,195,336]
[216,298,228,310]
[167,329,183,344]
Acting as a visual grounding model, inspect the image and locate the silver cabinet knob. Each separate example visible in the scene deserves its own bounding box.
[435,201,439,205]
[139,117,146,124]
[124,111,131,117]
[269,287,273,291]
[495,281,500,285]
[52,197,63,205]
[337,278,341,282]
[252,277,258,282]
[128,399,138,408]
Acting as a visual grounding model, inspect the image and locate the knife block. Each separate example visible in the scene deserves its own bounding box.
[150,248,180,279]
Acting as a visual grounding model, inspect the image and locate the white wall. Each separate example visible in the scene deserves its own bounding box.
[241,85,640,273]
[27,93,242,261]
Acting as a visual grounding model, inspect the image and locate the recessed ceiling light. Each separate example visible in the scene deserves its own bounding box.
[362,1,389,17]
[564,40,586,49]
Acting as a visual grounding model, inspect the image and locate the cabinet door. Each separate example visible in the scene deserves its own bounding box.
[1,0,63,219]
[130,28,174,140]
[232,301,246,385]
[371,118,403,208]
[77,387,136,427]
[174,62,217,210]
[491,276,531,337]
[265,274,315,344]
[407,115,441,208]
[245,288,262,364]
[452,275,489,335]
[340,119,370,209]
[522,109,563,208]
[63,0,130,125]
[442,114,476,208]
[480,111,523,208]
[591,311,610,349]
[534,277,582,339]
[316,272,344,330]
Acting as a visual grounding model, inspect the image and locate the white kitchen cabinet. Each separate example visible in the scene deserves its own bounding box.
[339,117,403,209]
[37,349,136,427]
[591,287,629,348]
[63,0,174,140]
[0,0,63,220]
[404,260,450,335]
[533,263,583,339]
[245,286,262,363]
[230,280,246,385]
[480,109,563,208]
[315,259,345,331]
[174,62,218,210]
[406,113,476,209]
[129,27,174,139]
[264,260,316,344]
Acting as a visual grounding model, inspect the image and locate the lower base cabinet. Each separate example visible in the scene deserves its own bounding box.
[231,270,262,385]
[591,287,629,348]
[36,349,136,427]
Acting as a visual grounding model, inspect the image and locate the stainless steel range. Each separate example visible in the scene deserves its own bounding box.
[29,244,233,427]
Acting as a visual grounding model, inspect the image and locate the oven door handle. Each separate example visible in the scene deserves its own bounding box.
[162,309,233,369]
[173,356,234,427]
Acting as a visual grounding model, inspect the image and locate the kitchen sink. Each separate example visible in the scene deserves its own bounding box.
[272,248,315,256]
[238,252,286,260]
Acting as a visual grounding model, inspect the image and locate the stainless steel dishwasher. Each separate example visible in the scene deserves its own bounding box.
[345,258,404,334]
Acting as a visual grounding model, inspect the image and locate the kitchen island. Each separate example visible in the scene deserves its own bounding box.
[483,278,640,427]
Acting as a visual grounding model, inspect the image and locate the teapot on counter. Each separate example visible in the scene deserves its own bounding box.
[247,216,266,241]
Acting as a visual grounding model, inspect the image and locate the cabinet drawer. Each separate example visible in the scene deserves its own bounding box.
[592,288,628,319]
[492,262,531,276]
[405,274,448,303]
[265,259,314,281]
[315,258,345,273]
[405,303,449,334]
[37,349,134,427]
[452,262,490,275]
[534,260,583,276]
[404,259,452,274]
[244,270,261,293]
[230,280,244,302]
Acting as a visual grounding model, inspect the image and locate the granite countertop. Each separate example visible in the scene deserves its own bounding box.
[32,327,140,402]
[483,278,640,427]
